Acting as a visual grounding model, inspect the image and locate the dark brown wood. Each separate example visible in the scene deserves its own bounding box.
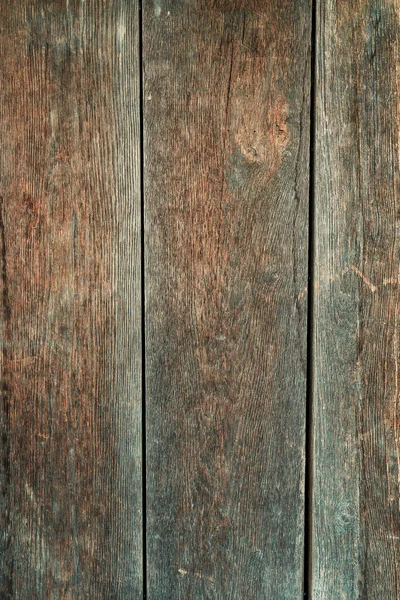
[0,2,142,597]
[312,0,400,596]
[144,1,312,597]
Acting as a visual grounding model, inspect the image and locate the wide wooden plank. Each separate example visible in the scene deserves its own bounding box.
[0,2,142,597]
[144,1,311,597]
[312,0,400,596]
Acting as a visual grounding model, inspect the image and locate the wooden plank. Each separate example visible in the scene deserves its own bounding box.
[312,0,400,596]
[144,1,312,596]
[0,1,142,597]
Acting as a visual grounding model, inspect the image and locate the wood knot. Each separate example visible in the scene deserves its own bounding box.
[23,192,39,236]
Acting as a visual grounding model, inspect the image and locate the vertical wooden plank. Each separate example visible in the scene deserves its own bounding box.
[313,0,400,596]
[144,0,311,597]
[0,1,142,597]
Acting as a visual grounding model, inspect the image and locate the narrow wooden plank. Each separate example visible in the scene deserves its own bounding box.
[0,2,142,597]
[313,1,400,596]
[144,1,312,596]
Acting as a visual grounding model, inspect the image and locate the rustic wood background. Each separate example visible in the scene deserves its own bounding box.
[0,0,399,598]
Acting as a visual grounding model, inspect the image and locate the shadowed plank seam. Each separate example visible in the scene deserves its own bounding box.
[304,0,317,596]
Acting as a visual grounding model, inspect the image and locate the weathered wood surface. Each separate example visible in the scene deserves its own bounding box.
[312,0,400,597]
[143,0,312,597]
[0,2,142,598]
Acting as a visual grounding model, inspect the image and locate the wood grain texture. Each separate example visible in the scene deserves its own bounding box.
[0,2,142,598]
[312,0,400,596]
[143,0,311,597]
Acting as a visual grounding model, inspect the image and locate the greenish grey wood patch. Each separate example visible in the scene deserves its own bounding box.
[312,0,400,597]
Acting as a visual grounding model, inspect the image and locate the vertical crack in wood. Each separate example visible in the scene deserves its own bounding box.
[139,1,147,598]
[0,195,13,598]
[304,0,317,596]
